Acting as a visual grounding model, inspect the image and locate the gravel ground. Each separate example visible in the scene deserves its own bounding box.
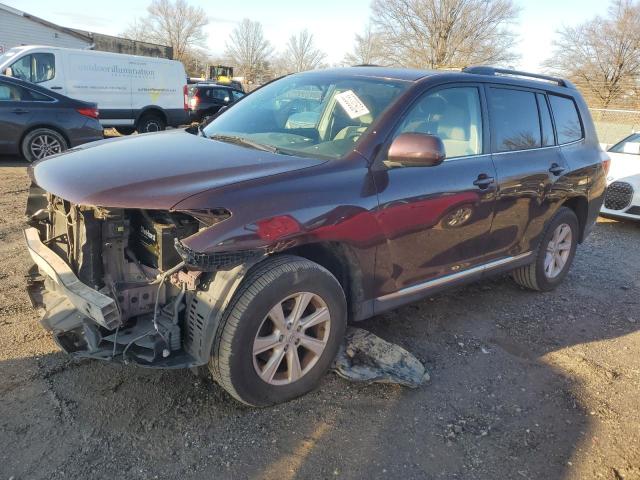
[0,159,639,480]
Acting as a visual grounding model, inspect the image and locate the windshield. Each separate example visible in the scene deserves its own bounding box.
[202,73,410,159]
[0,48,21,69]
[609,133,640,155]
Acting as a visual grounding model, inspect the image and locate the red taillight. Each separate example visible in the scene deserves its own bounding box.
[600,151,611,176]
[76,107,99,119]
[183,85,189,111]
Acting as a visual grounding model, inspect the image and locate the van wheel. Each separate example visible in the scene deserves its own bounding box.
[209,255,347,407]
[114,126,135,136]
[137,114,166,133]
[512,207,579,291]
[21,128,68,162]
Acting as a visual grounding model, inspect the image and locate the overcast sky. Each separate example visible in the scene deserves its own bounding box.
[3,0,610,71]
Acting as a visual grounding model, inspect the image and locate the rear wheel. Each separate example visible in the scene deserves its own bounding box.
[209,255,347,407]
[137,114,166,133]
[512,206,579,291]
[114,126,135,136]
[21,128,68,162]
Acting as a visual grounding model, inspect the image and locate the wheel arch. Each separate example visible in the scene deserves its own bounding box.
[278,242,365,322]
[135,106,167,125]
[562,195,589,243]
[19,124,71,152]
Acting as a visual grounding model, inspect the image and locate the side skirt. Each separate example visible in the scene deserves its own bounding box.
[372,252,534,316]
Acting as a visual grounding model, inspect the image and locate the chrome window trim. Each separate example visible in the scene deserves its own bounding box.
[377,251,533,302]
[491,138,583,156]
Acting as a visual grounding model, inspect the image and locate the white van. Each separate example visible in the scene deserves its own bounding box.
[0,45,189,133]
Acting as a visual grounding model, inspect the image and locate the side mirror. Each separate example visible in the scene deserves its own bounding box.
[387,133,446,167]
[3,67,13,77]
[224,96,230,103]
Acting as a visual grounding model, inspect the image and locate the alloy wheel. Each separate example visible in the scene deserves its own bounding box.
[544,223,572,279]
[30,134,62,160]
[253,292,331,385]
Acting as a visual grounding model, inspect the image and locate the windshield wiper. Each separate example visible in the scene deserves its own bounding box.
[208,134,279,153]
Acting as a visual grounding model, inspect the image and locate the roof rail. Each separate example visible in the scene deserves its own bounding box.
[462,66,575,89]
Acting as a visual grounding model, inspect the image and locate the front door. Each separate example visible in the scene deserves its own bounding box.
[7,52,62,93]
[374,85,497,296]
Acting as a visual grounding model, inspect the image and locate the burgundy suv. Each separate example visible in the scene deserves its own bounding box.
[24,66,606,406]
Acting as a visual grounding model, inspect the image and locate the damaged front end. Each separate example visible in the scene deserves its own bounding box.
[24,184,250,368]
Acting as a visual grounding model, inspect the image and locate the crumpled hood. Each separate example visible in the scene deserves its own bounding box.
[30,129,325,209]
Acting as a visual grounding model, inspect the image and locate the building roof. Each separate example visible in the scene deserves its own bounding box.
[0,2,92,43]
[0,3,171,51]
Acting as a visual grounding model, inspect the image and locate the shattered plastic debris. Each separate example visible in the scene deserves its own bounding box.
[332,327,430,388]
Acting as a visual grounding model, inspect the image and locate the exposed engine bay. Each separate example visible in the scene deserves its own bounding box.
[24,186,246,368]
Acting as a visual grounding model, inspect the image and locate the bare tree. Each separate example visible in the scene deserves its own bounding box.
[281,30,327,73]
[370,0,520,69]
[545,0,640,109]
[122,0,208,66]
[225,19,273,85]
[343,23,386,66]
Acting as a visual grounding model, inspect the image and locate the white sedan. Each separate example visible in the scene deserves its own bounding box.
[601,133,640,220]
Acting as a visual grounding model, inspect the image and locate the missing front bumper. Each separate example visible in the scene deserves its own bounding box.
[24,227,120,330]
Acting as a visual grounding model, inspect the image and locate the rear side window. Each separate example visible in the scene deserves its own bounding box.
[210,88,230,101]
[537,94,555,147]
[0,83,24,101]
[489,88,541,152]
[548,95,583,144]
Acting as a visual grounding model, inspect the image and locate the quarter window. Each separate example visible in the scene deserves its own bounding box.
[231,90,245,101]
[396,87,483,158]
[489,88,541,152]
[549,95,583,144]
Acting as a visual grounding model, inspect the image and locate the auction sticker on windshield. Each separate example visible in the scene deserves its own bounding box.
[336,90,370,119]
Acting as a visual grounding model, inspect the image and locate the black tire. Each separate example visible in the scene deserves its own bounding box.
[512,206,579,291]
[114,126,136,136]
[21,128,68,162]
[137,114,166,133]
[209,255,347,407]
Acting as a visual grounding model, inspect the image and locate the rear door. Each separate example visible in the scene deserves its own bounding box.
[374,84,498,293]
[0,80,33,153]
[485,86,568,259]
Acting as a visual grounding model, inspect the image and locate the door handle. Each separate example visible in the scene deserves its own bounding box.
[473,174,495,189]
[549,163,565,176]
[50,86,63,90]
[11,108,29,114]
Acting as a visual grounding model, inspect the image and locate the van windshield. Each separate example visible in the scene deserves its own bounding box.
[202,73,409,160]
[0,48,20,69]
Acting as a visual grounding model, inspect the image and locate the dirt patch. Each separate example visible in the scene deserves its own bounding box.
[0,161,639,479]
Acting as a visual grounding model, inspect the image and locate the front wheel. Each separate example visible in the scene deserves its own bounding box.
[512,206,579,291]
[209,255,347,406]
[21,128,68,162]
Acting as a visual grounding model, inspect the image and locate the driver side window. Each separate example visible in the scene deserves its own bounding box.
[9,53,55,83]
[396,87,483,159]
